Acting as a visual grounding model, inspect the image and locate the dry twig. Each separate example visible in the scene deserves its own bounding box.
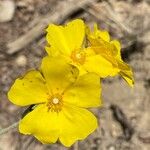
[0,121,19,135]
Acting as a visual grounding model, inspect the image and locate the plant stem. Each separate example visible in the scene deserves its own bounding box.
[0,121,19,135]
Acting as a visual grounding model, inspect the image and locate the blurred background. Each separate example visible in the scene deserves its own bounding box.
[0,0,150,149]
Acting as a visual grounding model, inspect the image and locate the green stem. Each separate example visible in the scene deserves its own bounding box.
[0,121,19,135]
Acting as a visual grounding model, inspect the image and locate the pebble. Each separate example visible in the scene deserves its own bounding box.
[108,145,116,150]
[15,55,27,67]
[0,0,15,22]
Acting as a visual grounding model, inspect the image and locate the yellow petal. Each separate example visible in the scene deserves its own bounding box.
[59,104,98,147]
[110,41,134,86]
[45,46,59,57]
[83,54,120,77]
[19,104,97,147]
[40,56,79,93]
[64,73,102,108]
[111,41,134,86]
[8,70,48,106]
[86,24,110,42]
[19,104,59,144]
[46,19,85,56]
[87,37,118,59]
[118,61,134,87]
[93,24,110,42]
[111,40,122,60]
[88,45,118,63]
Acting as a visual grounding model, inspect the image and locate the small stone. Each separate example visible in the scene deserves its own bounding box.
[108,145,116,150]
[15,55,27,67]
[111,123,122,138]
[0,0,15,22]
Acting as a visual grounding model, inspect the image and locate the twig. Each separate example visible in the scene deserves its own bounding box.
[0,121,19,135]
[7,0,97,55]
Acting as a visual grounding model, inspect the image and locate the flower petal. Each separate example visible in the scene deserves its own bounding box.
[59,104,98,147]
[63,73,102,108]
[86,24,110,42]
[118,61,134,87]
[19,104,97,147]
[40,56,79,93]
[46,19,85,56]
[45,46,59,57]
[84,54,120,77]
[8,70,48,106]
[111,40,122,60]
[93,24,110,42]
[111,41,134,86]
[19,104,59,144]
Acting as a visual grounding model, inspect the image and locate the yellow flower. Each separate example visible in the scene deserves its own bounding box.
[46,19,134,86]
[46,19,120,77]
[8,56,102,147]
[87,24,134,87]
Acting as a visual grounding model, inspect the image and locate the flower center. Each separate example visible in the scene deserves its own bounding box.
[75,53,82,59]
[71,50,86,65]
[47,94,63,112]
[52,98,59,104]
